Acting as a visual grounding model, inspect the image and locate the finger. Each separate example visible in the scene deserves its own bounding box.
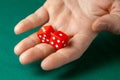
[14,7,49,34]
[19,43,55,64]
[41,32,97,70]
[14,32,40,55]
[92,14,120,34]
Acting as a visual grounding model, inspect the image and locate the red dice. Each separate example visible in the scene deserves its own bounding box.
[37,25,55,43]
[37,25,69,50]
[50,31,69,50]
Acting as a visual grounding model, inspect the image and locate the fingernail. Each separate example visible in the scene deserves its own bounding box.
[14,26,19,34]
[14,45,21,55]
[97,23,109,32]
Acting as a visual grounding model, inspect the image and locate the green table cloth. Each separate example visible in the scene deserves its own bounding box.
[0,0,120,80]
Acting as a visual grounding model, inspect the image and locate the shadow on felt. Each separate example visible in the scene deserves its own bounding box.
[57,33,120,79]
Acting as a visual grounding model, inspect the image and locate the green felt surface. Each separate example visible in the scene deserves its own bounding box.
[0,0,120,80]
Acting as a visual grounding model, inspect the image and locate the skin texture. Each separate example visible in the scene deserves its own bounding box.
[14,0,120,70]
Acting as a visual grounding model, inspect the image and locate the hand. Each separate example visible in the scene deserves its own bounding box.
[92,0,120,34]
[14,0,119,70]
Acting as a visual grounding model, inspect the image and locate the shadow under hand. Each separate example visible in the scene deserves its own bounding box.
[58,33,120,79]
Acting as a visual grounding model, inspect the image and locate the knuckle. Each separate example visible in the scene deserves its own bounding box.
[29,34,38,44]
[35,44,46,56]
[56,50,70,61]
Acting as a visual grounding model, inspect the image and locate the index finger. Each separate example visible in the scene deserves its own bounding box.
[14,7,49,34]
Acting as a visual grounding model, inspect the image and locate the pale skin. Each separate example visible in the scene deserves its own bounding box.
[14,0,120,70]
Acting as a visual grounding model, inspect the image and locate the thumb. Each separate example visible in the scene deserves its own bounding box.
[92,14,120,34]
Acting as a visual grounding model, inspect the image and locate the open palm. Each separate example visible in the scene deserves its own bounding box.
[14,0,120,70]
